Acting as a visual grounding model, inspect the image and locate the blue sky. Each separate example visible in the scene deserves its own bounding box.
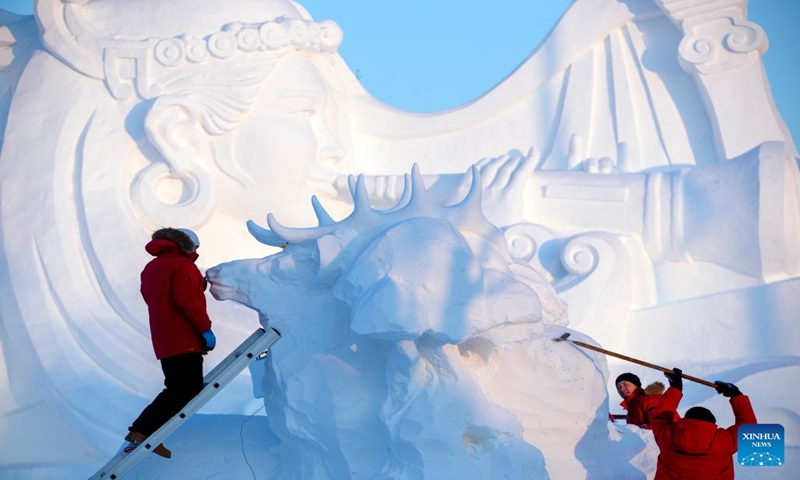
[3,0,798,142]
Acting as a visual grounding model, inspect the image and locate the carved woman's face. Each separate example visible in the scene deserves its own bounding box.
[224,51,348,224]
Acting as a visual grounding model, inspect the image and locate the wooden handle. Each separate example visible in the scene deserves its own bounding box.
[570,339,717,388]
[674,372,717,388]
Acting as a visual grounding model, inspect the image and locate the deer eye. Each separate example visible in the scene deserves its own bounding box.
[264,254,298,281]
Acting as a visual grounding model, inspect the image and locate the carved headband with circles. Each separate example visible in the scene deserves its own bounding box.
[36,1,343,101]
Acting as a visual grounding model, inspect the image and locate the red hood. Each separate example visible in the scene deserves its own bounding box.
[145,238,200,262]
[672,418,718,454]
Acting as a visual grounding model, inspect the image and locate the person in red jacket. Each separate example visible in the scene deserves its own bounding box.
[615,372,663,428]
[651,368,757,479]
[123,227,216,459]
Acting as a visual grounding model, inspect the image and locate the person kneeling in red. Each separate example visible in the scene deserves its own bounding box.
[651,368,757,479]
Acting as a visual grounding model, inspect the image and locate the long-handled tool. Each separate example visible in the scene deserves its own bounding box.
[553,332,716,388]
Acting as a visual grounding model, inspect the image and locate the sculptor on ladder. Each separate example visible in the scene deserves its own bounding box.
[123,228,217,459]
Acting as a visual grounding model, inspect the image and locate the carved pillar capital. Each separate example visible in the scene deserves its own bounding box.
[655,0,768,74]
[654,0,784,160]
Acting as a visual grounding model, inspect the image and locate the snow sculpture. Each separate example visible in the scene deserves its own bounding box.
[0,0,798,473]
[207,166,612,479]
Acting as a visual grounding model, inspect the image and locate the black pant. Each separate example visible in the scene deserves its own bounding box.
[130,352,204,436]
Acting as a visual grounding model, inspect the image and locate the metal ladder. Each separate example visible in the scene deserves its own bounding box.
[89,327,281,479]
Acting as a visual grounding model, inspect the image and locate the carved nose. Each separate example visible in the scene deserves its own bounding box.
[318,143,345,166]
[314,118,346,166]
[205,265,220,281]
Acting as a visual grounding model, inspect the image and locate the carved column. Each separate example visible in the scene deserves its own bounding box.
[654,0,786,160]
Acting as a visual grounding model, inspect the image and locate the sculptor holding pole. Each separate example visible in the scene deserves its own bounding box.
[555,331,759,477]
[651,369,757,479]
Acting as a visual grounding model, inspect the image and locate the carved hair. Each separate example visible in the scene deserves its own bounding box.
[146,18,343,134]
[153,54,283,136]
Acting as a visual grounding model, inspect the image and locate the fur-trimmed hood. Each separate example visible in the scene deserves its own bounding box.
[150,227,198,255]
[644,381,666,395]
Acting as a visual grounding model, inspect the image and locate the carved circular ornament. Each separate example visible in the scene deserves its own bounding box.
[208,31,238,58]
[184,37,209,63]
[259,22,291,49]
[154,38,186,67]
[149,19,343,68]
[237,28,261,52]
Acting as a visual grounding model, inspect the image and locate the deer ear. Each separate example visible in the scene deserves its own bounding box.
[144,95,207,174]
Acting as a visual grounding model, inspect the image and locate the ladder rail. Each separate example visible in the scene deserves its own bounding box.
[202,328,268,382]
[89,327,280,480]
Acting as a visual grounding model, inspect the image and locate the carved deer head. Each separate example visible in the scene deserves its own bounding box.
[207,164,565,343]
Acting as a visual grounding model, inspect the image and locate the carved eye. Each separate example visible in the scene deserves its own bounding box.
[293,107,316,118]
[276,94,321,119]
[265,253,298,281]
[255,257,274,276]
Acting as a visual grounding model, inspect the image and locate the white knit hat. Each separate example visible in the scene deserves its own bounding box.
[177,228,200,249]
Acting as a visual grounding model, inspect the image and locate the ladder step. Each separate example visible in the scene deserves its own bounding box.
[89,327,280,479]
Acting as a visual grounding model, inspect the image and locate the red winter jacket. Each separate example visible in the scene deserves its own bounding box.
[141,238,212,359]
[651,387,757,480]
[620,387,662,429]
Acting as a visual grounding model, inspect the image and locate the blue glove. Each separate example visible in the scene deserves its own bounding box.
[201,330,216,351]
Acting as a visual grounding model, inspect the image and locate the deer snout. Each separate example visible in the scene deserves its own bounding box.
[205,264,238,301]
